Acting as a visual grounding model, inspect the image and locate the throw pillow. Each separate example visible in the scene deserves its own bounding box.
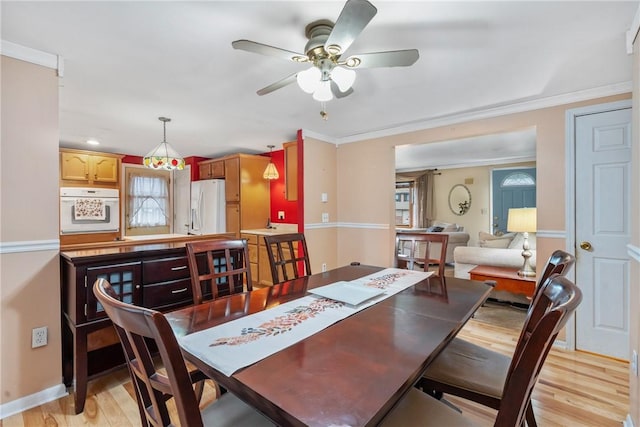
[477,231,516,249]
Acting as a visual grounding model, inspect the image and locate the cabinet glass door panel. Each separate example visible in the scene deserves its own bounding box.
[85,262,142,321]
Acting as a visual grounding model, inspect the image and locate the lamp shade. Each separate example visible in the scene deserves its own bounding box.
[144,117,185,170]
[297,67,321,94]
[143,141,185,170]
[263,162,279,180]
[507,207,537,232]
[331,66,356,92]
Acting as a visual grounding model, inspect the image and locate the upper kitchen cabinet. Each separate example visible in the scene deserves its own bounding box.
[283,141,298,201]
[198,159,225,180]
[60,149,122,187]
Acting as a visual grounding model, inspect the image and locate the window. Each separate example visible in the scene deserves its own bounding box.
[501,172,535,187]
[125,167,171,236]
[395,182,414,228]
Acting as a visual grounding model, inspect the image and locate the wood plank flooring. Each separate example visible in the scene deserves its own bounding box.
[1,311,629,426]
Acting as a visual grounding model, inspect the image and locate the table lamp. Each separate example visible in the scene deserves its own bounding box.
[507,207,537,277]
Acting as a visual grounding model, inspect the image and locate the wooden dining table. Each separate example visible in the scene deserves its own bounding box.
[165,264,492,427]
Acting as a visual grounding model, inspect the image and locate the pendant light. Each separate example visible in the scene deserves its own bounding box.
[143,117,185,170]
[263,145,279,180]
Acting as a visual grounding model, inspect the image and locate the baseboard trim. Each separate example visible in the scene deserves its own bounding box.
[624,414,635,427]
[0,383,68,420]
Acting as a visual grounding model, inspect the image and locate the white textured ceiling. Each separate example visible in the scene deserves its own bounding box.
[1,1,636,165]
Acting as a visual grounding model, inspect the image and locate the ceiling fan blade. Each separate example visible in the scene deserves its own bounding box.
[330,81,354,99]
[232,40,306,62]
[324,0,377,56]
[345,49,419,68]
[256,72,298,96]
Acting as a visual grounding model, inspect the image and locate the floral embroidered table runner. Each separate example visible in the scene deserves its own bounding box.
[178,268,432,376]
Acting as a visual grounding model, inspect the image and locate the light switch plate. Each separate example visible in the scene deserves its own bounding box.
[278,211,285,220]
[322,213,329,223]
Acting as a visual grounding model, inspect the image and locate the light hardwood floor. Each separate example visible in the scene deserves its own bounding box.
[1,316,628,426]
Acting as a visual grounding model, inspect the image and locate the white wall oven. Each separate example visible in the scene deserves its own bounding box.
[60,187,120,234]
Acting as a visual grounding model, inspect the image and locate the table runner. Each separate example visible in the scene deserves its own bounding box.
[177,268,432,376]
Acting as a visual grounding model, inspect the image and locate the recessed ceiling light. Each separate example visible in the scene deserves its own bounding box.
[86,139,100,146]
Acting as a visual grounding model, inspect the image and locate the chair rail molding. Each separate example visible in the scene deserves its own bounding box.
[628,243,640,263]
[305,222,389,230]
[534,229,566,239]
[0,239,60,254]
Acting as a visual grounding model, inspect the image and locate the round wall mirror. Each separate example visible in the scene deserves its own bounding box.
[448,184,471,216]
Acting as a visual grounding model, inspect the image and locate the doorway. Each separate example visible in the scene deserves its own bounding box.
[566,99,632,360]
[491,168,536,234]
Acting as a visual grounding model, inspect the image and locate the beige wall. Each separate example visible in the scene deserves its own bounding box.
[303,137,338,272]
[432,162,535,246]
[328,94,629,272]
[1,57,61,405]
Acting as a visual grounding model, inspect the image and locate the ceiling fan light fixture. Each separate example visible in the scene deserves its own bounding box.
[331,66,356,92]
[312,80,333,102]
[297,66,322,93]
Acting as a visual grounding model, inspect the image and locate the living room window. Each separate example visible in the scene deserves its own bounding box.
[395,182,414,227]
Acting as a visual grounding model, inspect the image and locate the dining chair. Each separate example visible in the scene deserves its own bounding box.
[382,273,582,427]
[263,233,311,284]
[395,232,449,277]
[419,249,576,427]
[93,278,273,427]
[186,239,252,305]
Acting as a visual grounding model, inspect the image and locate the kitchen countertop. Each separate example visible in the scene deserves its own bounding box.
[241,223,298,236]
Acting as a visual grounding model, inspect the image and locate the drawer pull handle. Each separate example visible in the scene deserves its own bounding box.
[171,287,188,294]
[171,266,188,271]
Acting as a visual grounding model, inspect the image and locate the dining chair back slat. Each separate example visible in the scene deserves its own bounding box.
[186,239,252,305]
[395,232,449,277]
[263,233,311,284]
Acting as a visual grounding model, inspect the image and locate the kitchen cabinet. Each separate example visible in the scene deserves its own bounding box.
[223,154,270,236]
[60,149,121,186]
[60,241,218,414]
[241,233,259,283]
[198,159,225,180]
[283,141,298,201]
[197,153,269,237]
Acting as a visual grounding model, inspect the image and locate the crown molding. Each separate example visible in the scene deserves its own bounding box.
[1,40,63,77]
[302,83,632,146]
[627,3,640,54]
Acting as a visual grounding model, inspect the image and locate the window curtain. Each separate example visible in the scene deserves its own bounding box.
[128,174,170,227]
[396,170,436,228]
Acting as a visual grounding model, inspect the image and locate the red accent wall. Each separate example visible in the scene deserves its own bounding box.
[269,149,299,224]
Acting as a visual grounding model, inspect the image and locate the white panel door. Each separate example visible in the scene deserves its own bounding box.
[575,107,631,360]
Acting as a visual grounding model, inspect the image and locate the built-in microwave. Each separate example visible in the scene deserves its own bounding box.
[60,187,120,234]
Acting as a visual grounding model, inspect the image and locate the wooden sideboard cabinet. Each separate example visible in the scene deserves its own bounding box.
[61,244,200,414]
[60,148,121,186]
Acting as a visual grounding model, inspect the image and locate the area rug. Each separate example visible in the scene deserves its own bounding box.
[472,300,527,330]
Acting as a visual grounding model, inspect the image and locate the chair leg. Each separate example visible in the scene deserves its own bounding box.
[525,400,537,427]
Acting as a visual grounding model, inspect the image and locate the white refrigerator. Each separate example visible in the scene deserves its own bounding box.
[189,179,226,235]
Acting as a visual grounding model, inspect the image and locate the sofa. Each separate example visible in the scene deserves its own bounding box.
[454,231,537,304]
[396,221,470,264]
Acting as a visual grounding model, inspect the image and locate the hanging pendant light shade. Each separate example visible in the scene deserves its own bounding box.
[263,145,279,180]
[143,117,185,170]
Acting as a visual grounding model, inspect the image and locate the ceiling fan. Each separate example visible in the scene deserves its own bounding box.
[232,0,419,116]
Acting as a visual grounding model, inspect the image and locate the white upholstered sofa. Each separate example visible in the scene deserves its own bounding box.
[454,232,537,304]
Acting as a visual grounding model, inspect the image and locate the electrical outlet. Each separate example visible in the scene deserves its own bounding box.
[278,211,285,220]
[32,326,48,348]
[321,263,327,272]
[632,350,638,377]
